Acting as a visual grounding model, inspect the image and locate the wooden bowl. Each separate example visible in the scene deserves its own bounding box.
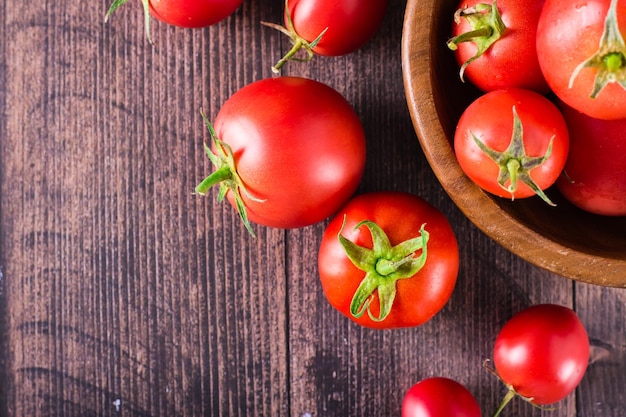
[401,0,626,287]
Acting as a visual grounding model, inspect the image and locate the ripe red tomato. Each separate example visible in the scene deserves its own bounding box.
[195,76,366,235]
[402,377,481,417]
[287,0,389,56]
[317,192,459,329]
[556,101,626,216]
[106,0,242,43]
[149,0,242,28]
[492,304,589,411]
[536,0,626,120]
[264,0,389,71]
[447,0,549,93]
[454,88,569,205]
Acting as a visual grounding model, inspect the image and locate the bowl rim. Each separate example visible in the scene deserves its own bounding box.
[400,0,626,287]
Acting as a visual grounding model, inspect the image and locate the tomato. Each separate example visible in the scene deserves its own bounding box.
[447,0,549,93]
[263,0,390,72]
[402,377,481,417]
[454,88,569,205]
[555,101,626,216]
[194,76,366,236]
[536,0,626,120]
[148,0,242,28]
[491,304,589,415]
[105,0,242,43]
[317,192,459,329]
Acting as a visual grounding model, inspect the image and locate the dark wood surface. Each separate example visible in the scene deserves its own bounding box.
[1,1,625,416]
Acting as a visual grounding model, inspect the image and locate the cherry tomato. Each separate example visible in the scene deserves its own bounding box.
[536,0,626,120]
[447,0,549,93]
[264,0,389,72]
[148,0,242,28]
[556,101,626,216]
[195,76,366,236]
[454,88,569,205]
[402,377,482,417]
[317,192,459,329]
[105,0,242,43]
[492,304,589,414]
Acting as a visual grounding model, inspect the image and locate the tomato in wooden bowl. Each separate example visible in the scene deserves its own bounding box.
[401,0,626,287]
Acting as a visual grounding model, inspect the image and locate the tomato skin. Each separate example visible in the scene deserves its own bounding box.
[556,102,626,216]
[450,0,549,93]
[213,76,366,230]
[402,377,482,417]
[318,192,459,330]
[149,0,242,28]
[286,0,390,56]
[493,304,590,405]
[536,0,626,120]
[454,88,569,201]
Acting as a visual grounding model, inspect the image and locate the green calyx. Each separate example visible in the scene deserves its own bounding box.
[569,0,626,98]
[470,106,556,206]
[483,359,556,417]
[105,0,154,45]
[194,112,264,238]
[447,0,507,81]
[338,218,430,322]
[261,0,328,73]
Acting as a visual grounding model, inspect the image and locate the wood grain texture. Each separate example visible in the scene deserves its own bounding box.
[0,0,625,416]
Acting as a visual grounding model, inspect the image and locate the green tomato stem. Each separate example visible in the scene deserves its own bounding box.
[104,0,153,45]
[470,106,556,206]
[339,220,429,322]
[506,158,520,194]
[569,0,626,97]
[605,52,626,72]
[194,112,265,238]
[447,27,493,50]
[261,0,327,73]
[194,165,232,195]
[271,37,305,73]
[492,388,517,417]
[447,0,507,81]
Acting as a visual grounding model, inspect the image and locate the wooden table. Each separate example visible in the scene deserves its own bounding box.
[1,0,624,415]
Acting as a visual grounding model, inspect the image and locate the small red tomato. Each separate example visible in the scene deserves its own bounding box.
[318,192,459,329]
[149,0,242,28]
[105,0,242,43]
[402,377,481,417]
[454,88,569,205]
[556,101,626,216]
[263,0,390,72]
[492,304,589,413]
[447,0,549,93]
[536,0,626,120]
[195,76,366,236]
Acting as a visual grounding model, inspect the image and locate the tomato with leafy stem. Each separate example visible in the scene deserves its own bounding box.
[487,304,589,416]
[447,0,549,93]
[454,88,569,206]
[402,377,482,417]
[194,76,366,237]
[105,0,242,44]
[262,0,390,73]
[317,192,459,330]
[537,0,626,120]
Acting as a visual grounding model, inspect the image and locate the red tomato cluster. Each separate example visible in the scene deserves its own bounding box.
[183,2,459,335]
[104,1,596,416]
[450,0,626,215]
